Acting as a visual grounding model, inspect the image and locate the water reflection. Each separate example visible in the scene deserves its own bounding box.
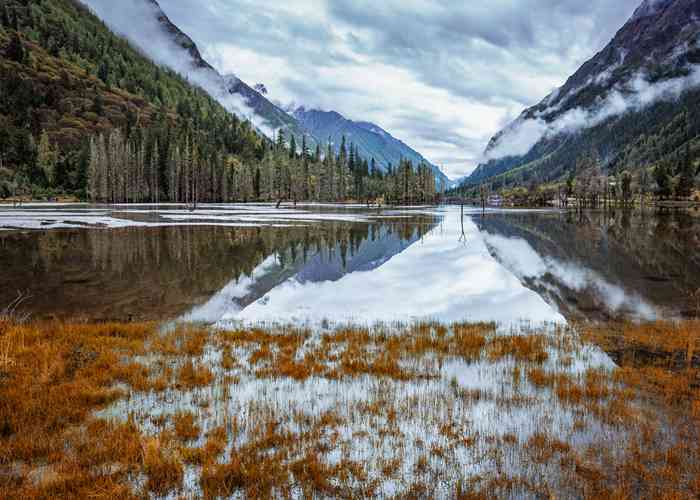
[475,209,700,320]
[0,218,437,321]
[1,205,697,324]
[182,224,426,323]
[215,209,565,326]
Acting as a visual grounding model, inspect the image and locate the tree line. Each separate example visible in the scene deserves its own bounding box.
[86,125,441,205]
[1,0,442,205]
[0,0,261,200]
[455,144,697,208]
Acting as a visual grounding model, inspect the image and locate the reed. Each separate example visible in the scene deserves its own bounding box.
[1,319,699,497]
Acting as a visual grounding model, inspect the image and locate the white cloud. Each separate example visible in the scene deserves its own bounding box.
[80,0,277,137]
[487,65,700,160]
[87,0,643,178]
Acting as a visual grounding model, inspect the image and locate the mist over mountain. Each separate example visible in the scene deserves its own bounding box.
[466,0,700,188]
[81,0,315,146]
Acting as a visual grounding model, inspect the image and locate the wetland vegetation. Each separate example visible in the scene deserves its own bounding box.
[1,204,699,498]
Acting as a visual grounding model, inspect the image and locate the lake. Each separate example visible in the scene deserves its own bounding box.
[1,204,699,324]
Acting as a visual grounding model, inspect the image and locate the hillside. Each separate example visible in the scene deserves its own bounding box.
[83,0,317,149]
[0,0,450,204]
[0,0,262,199]
[293,107,451,188]
[463,0,700,192]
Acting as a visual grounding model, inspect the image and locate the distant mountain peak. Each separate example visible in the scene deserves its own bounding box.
[293,107,451,185]
[632,0,675,20]
[222,73,239,84]
[126,0,317,147]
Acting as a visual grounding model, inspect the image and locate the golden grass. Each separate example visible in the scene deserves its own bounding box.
[176,360,214,388]
[172,411,200,442]
[142,437,183,495]
[0,321,152,497]
[0,319,699,497]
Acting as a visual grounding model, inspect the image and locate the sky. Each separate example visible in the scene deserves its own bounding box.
[151,0,642,179]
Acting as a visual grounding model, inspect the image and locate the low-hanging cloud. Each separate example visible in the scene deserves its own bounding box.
[151,0,641,179]
[79,0,276,138]
[486,62,700,160]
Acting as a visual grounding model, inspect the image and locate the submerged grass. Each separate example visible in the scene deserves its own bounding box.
[0,319,698,497]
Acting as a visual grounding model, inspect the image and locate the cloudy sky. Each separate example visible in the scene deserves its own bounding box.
[156,0,642,179]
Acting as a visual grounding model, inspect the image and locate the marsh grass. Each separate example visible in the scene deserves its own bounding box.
[0,319,698,497]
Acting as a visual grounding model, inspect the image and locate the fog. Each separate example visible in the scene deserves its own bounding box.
[486,63,700,160]
[80,0,275,137]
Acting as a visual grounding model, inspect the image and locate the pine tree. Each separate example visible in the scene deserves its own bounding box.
[97,134,108,202]
[170,146,181,202]
[151,139,160,203]
[37,131,57,186]
[276,129,286,151]
[654,163,672,199]
[88,137,99,201]
[289,134,297,160]
[339,136,347,166]
[621,170,633,206]
[301,135,309,199]
[324,140,334,201]
[6,31,26,64]
[97,61,110,85]
[301,135,309,162]
[676,145,695,198]
[254,167,261,199]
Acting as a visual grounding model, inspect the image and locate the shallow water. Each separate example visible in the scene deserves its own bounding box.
[1,204,698,323]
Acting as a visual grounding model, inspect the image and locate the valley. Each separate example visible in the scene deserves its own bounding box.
[2,0,700,498]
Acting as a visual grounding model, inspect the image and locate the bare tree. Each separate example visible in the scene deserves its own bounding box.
[479,183,490,211]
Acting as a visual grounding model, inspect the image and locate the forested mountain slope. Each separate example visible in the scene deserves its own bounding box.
[84,0,316,149]
[0,0,263,200]
[293,107,451,188]
[463,0,700,193]
[0,0,446,204]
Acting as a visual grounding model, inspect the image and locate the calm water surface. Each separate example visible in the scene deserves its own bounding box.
[1,204,698,324]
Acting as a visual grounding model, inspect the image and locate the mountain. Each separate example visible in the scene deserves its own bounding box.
[146,0,317,147]
[0,0,263,199]
[86,0,316,148]
[465,0,700,189]
[0,0,443,204]
[293,107,451,187]
[222,75,317,146]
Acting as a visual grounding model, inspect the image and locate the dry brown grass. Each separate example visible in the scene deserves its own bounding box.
[1,319,699,497]
[142,437,183,495]
[172,411,200,442]
[0,321,152,497]
[176,360,214,388]
[583,320,700,407]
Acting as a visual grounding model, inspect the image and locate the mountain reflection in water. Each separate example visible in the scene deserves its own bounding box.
[476,209,700,321]
[1,205,697,324]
